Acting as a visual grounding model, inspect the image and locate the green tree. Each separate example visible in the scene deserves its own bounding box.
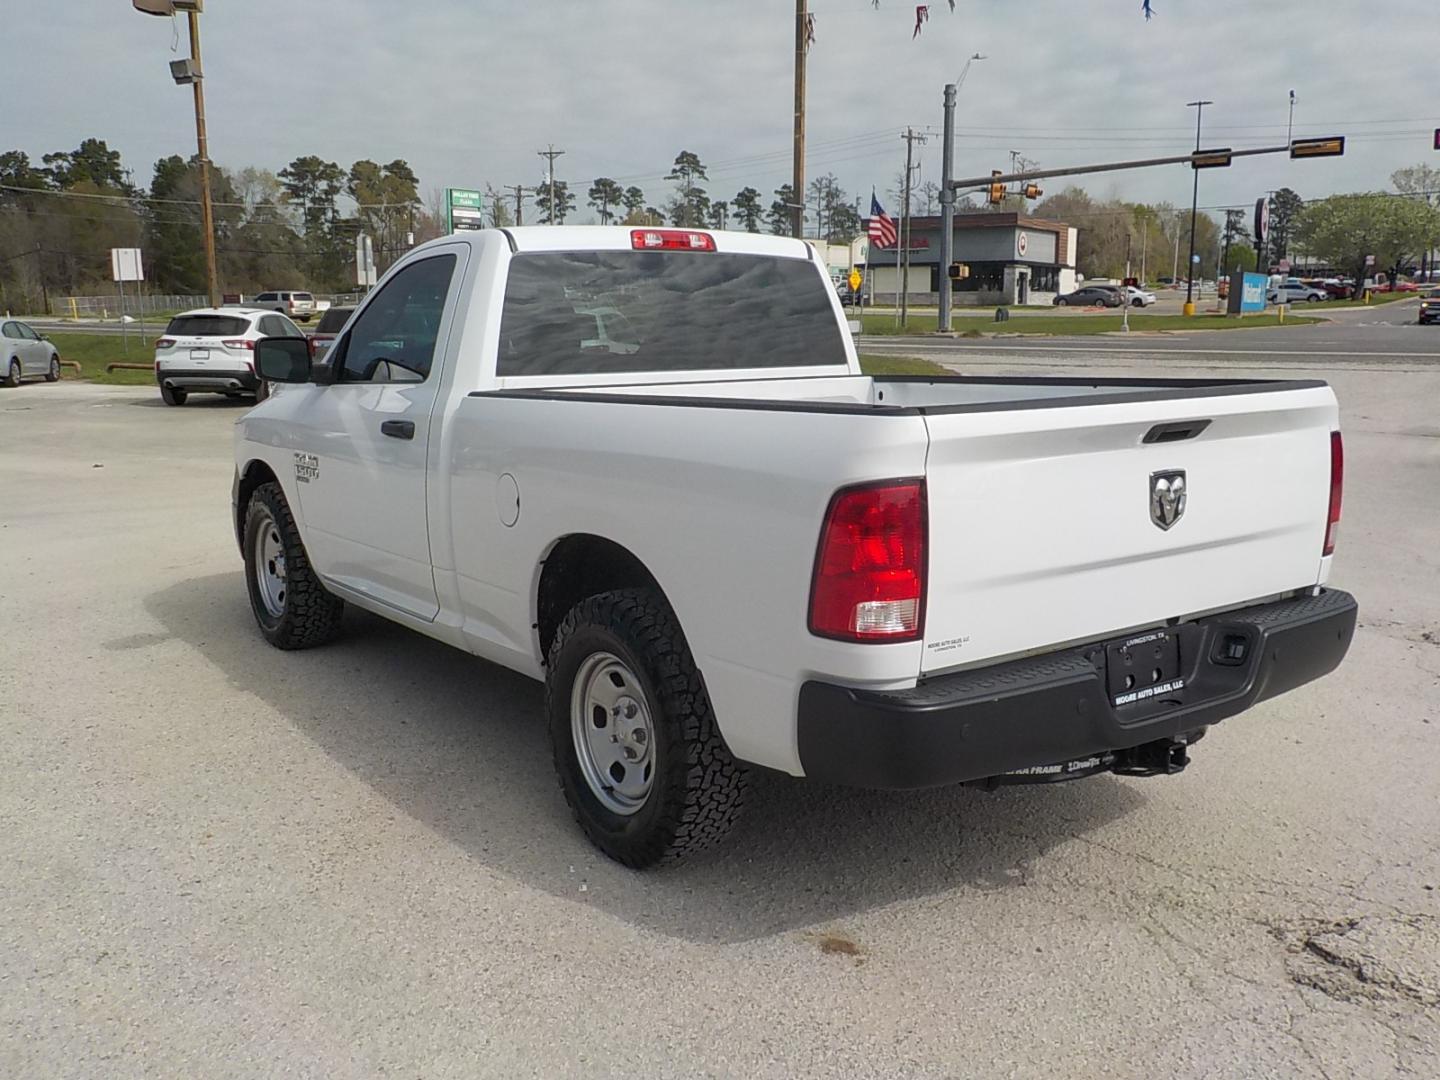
[766,184,795,235]
[1266,188,1304,261]
[1391,163,1440,207]
[731,187,763,232]
[665,150,709,226]
[41,138,133,193]
[621,186,646,216]
[707,201,728,230]
[534,179,575,224]
[278,155,347,285]
[587,177,624,224]
[1296,193,1440,287]
[347,159,420,270]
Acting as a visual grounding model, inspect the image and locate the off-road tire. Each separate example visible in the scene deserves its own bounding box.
[243,481,344,650]
[546,588,746,868]
[161,384,187,406]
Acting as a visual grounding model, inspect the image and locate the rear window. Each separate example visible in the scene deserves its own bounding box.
[316,307,353,333]
[292,292,314,301]
[496,251,847,377]
[164,315,251,337]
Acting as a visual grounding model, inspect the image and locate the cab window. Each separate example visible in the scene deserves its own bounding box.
[332,255,457,384]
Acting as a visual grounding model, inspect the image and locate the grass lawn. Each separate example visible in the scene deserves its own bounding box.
[857,354,950,376]
[861,312,1323,336]
[48,332,157,386]
[1303,292,1415,310]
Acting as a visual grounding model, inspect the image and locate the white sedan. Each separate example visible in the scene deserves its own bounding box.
[1125,286,1157,307]
[2,319,62,387]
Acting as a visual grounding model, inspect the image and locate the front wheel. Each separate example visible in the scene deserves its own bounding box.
[243,481,345,649]
[546,588,746,867]
[45,355,60,382]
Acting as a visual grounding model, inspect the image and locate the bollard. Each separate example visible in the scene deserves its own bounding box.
[1279,304,1286,324]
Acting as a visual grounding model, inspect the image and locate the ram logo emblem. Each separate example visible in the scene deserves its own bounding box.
[1150,470,1186,530]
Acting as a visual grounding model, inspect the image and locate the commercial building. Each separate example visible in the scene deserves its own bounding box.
[867,211,1079,306]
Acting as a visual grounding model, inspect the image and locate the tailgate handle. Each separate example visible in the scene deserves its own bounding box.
[380,419,415,440]
[1143,419,1211,444]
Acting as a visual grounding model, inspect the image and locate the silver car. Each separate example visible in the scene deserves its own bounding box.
[2,319,62,387]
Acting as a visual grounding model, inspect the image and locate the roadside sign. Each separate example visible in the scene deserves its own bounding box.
[446,187,484,233]
[1016,231,1029,257]
[1289,136,1345,159]
[1191,148,1233,169]
[1254,198,1269,246]
[848,268,862,291]
[110,248,143,282]
[355,234,376,288]
[1278,258,1291,273]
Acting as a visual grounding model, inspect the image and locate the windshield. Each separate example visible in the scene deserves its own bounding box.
[496,251,847,377]
[316,307,353,333]
[164,315,251,337]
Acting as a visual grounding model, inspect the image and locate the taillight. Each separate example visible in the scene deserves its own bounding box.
[155,338,175,348]
[809,480,927,642]
[222,339,255,350]
[630,229,715,251]
[1323,430,1343,556]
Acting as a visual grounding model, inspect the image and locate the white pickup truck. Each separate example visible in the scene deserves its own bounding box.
[234,226,1356,867]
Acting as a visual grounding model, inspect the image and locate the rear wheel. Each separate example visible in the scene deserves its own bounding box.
[546,588,745,867]
[45,355,60,382]
[243,481,344,649]
[160,384,187,406]
[3,360,19,388]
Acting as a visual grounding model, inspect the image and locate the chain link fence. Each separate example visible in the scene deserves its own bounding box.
[52,293,207,319]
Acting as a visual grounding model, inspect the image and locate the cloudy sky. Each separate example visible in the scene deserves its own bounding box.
[6,1,1434,221]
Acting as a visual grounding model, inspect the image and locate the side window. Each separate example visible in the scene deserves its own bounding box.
[277,316,303,338]
[2,322,16,338]
[257,293,276,303]
[332,254,457,384]
[22,324,41,340]
[257,316,278,336]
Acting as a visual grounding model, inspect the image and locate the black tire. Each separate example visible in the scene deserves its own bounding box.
[160,384,187,406]
[2,360,19,388]
[546,588,745,868]
[242,481,345,650]
[45,355,60,382]
[1055,298,1069,307]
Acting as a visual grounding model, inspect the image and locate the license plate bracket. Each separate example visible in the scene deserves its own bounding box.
[1106,629,1183,707]
[189,348,210,362]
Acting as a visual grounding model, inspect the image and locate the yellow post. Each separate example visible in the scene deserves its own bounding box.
[1182,301,1196,317]
[1364,290,1371,305]
[1279,304,1286,324]
[69,296,78,319]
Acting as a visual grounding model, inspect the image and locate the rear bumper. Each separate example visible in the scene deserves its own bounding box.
[797,588,1357,789]
[157,368,260,392]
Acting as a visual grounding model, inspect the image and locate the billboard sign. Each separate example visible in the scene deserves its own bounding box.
[1238,272,1267,313]
[110,248,144,282]
[446,187,484,232]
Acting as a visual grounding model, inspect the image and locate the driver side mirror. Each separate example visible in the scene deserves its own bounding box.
[254,336,311,383]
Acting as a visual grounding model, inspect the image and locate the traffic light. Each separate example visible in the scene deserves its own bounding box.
[1023,183,1042,200]
[948,262,970,280]
[988,170,1005,205]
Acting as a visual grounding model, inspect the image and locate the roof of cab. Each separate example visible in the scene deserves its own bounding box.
[495,225,815,260]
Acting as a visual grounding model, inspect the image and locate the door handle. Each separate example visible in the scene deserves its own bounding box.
[380,419,415,440]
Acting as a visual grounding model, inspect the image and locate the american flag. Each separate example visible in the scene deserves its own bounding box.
[868,194,897,248]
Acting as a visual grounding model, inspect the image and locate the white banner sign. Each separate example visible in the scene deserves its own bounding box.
[111,248,144,283]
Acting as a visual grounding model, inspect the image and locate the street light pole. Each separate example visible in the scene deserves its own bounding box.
[186,8,219,307]
[1183,99,1212,316]
[938,53,984,334]
[791,0,808,239]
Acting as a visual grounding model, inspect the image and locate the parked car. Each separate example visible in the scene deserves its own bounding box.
[2,318,61,387]
[305,305,355,359]
[1419,289,1440,325]
[1321,279,1355,300]
[1054,285,1123,307]
[250,291,318,322]
[235,225,1356,866]
[1125,286,1157,307]
[1267,278,1327,304]
[154,308,305,406]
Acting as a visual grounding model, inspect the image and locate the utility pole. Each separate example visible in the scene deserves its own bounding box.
[792,0,808,238]
[537,146,564,224]
[187,7,219,307]
[507,184,526,226]
[1183,99,1212,315]
[938,53,984,333]
[899,127,925,327]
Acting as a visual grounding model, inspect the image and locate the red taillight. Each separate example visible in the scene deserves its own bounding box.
[630,228,715,252]
[222,339,255,350]
[155,338,175,348]
[809,480,927,642]
[1324,430,1343,556]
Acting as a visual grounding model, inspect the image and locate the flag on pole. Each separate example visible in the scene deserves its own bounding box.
[913,5,929,38]
[868,194,898,248]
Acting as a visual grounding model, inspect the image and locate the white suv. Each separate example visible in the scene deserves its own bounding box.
[250,291,317,321]
[154,308,304,406]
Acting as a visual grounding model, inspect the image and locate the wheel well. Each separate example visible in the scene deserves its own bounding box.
[536,535,664,660]
[235,460,280,549]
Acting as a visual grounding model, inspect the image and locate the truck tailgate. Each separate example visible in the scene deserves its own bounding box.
[920,384,1338,674]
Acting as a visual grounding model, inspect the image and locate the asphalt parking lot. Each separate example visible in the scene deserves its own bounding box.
[2,324,1437,1077]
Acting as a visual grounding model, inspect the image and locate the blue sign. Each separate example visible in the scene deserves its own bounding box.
[1239,272,1267,313]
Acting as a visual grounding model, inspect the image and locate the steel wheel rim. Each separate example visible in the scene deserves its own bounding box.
[255,512,287,618]
[570,651,656,815]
